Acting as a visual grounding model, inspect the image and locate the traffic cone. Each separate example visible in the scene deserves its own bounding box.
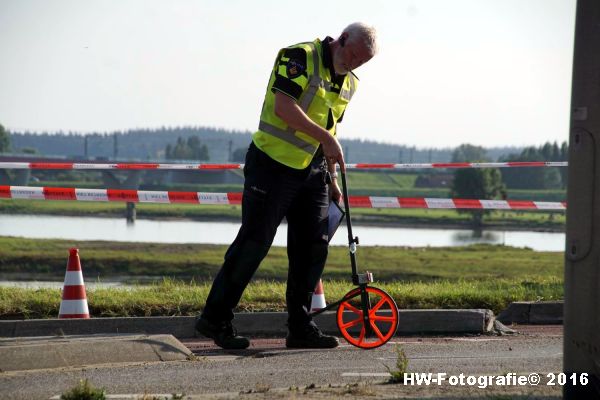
[310,279,327,311]
[58,248,90,319]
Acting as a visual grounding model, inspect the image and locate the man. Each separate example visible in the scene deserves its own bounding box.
[196,22,378,349]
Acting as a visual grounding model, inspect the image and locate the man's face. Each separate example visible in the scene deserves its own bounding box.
[332,39,374,75]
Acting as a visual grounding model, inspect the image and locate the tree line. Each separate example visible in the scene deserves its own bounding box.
[449,142,568,226]
[3,126,513,164]
[500,142,568,190]
[1,122,569,227]
[0,124,9,153]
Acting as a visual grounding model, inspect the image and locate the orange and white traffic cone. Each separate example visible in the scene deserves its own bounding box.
[310,279,327,311]
[58,248,90,319]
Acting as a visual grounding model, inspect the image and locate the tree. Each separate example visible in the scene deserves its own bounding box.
[551,141,560,161]
[0,124,10,153]
[450,144,506,227]
[187,136,210,160]
[165,136,209,161]
[451,144,487,163]
[560,141,569,188]
[231,147,247,162]
[499,141,567,190]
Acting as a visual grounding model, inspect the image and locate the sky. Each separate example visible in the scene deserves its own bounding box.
[0,0,576,148]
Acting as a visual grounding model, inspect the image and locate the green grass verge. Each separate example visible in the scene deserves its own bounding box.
[0,277,563,319]
[0,237,564,318]
[0,237,563,282]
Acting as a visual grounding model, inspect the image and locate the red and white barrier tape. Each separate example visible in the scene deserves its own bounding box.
[0,186,567,210]
[0,161,568,171]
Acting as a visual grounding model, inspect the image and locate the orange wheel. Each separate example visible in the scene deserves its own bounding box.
[336,286,398,349]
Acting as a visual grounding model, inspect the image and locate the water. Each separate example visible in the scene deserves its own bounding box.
[0,214,565,251]
[0,280,130,289]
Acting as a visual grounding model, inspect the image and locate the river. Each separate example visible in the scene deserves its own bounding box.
[0,214,565,251]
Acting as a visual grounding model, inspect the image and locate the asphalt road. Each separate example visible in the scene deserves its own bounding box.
[0,325,564,399]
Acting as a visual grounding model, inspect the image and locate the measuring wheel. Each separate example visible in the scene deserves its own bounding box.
[336,286,399,349]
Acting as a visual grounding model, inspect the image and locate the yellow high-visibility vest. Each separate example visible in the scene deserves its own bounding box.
[252,39,358,169]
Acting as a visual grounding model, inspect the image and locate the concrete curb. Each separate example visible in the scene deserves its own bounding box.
[0,309,496,339]
[0,334,192,372]
[496,301,563,325]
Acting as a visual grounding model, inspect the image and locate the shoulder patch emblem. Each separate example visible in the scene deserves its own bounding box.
[286,59,305,79]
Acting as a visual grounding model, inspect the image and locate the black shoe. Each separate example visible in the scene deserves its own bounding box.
[286,324,339,349]
[195,317,250,349]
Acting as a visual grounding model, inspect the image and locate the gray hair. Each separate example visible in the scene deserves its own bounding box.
[342,22,378,55]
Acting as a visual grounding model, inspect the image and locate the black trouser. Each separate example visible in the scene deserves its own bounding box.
[201,142,330,331]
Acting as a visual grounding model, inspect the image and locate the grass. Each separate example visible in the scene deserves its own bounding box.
[0,237,563,282]
[60,379,106,400]
[386,344,409,383]
[0,236,564,318]
[0,179,566,318]
[345,171,417,189]
[0,276,563,319]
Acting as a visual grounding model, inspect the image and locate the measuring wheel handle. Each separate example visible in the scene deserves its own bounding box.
[336,286,399,349]
[353,271,373,285]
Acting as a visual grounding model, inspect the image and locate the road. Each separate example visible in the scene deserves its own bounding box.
[0,326,563,399]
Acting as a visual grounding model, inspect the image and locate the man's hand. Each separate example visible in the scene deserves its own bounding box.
[322,135,346,173]
[330,179,342,203]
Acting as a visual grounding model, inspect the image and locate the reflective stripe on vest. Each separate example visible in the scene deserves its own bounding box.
[298,42,321,112]
[340,76,356,100]
[257,121,317,154]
